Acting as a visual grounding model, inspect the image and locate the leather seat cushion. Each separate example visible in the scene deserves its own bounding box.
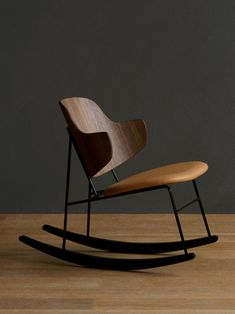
[103,161,208,196]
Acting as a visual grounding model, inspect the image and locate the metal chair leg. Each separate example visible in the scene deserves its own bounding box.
[62,135,72,250]
[167,187,188,254]
[192,180,211,236]
[86,182,91,237]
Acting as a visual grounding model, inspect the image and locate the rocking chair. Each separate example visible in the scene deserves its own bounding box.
[19,97,218,270]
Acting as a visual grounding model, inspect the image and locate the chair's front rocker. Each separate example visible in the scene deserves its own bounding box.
[18,235,195,271]
[19,178,216,270]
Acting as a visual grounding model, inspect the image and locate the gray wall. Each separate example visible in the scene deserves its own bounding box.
[0,0,234,213]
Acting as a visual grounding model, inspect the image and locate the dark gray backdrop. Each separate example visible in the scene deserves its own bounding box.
[0,0,234,213]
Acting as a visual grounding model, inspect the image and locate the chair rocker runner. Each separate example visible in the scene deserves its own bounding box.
[19,97,218,270]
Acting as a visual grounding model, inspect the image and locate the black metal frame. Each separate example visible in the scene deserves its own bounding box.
[60,133,216,250]
[19,131,218,271]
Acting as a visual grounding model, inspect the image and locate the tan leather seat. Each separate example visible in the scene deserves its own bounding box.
[104,161,208,196]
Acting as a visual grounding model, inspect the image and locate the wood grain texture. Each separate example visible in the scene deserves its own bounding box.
[0,213,234,313]
[59,97,147,178]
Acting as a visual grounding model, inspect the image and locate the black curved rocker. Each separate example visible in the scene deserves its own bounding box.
[42,224,218,254]
[19,236,195,271]
[19,97,218,270]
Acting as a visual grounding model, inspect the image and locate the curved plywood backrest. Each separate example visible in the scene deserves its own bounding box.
[59,97,147,178]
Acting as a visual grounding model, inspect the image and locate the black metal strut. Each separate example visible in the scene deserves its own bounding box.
[62,134,72,250]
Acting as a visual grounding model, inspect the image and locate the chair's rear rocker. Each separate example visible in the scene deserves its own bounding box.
[19,97,218,270]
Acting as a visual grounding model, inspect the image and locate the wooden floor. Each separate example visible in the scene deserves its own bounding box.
[0,213,234,313]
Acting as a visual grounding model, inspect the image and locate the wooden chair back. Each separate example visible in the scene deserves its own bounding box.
[59,97,147,178]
